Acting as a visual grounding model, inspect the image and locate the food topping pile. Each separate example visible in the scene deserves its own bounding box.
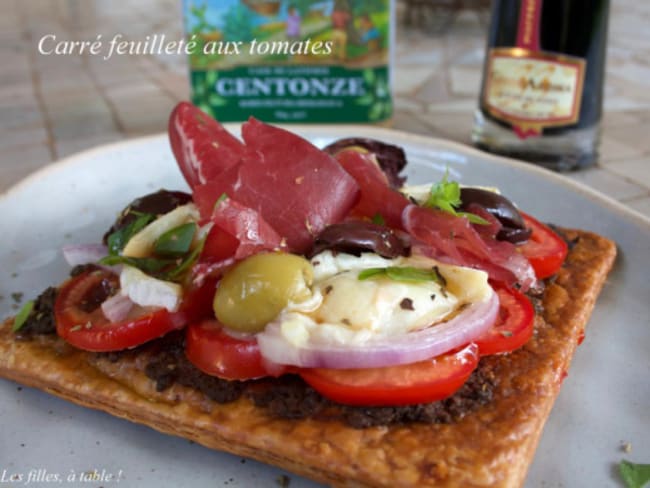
[14,102,570,419]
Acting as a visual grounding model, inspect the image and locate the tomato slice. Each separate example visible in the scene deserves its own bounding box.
[55,270,185,352]
[298,343,479,406]
[475,283,535,355]
[185,319,270,380]
[518,212,568,279]
[179,278,218,324]
[201,225,240,262]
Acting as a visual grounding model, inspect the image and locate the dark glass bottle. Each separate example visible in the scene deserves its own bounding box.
[472,0,610,171]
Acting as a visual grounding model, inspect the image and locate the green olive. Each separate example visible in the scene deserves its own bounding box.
[213,252,314,333]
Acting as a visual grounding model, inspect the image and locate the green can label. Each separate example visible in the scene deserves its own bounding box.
[183,0,392,123]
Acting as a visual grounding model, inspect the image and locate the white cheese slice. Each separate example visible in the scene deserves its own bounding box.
[119,266,182,312]
[276,251,491,348]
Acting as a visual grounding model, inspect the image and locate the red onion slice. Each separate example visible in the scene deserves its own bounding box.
[101,293,134,323]
[257,289,499,369]
[62,244,108,266]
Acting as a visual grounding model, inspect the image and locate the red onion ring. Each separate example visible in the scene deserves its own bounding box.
[101,293,134,323]
[62,243,108,266]
[257,289,499,369]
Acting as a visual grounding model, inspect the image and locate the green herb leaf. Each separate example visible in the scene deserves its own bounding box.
[357,268,388,281]
[12,300,34,332]
[458,211,490,225]
[371,213,385,225]
[163,236,206,281]
[358,266,445,284]
[99,255,176,275]
[386,266,444,283]
[620,460,650,488]
[423,170,489,225]
[213,192,228,210]
[425,170,460,210]
[107,213,155,256]
[154,222,197,258]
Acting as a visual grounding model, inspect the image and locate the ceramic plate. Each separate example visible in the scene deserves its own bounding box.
[1,127,648,487]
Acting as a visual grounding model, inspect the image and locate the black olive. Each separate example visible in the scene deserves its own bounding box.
[102,189,193,244]
[309,221,411,259]
[459,188,532,244]
[496,226,533,244]
[322,138,407,189]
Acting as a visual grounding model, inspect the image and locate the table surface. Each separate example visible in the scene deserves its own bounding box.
[0,0,649,220]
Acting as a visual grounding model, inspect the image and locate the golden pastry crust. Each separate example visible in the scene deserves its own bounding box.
[0,229,616,487]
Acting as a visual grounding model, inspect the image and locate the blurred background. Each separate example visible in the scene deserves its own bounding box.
[1,0,649,217]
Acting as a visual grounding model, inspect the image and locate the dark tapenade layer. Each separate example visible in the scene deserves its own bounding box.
[15,287,58,338]
[114,331,497,429]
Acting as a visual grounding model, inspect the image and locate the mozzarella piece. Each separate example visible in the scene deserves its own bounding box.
[122,203,199,258]
[119,266,182,312]
[275,251,492,347]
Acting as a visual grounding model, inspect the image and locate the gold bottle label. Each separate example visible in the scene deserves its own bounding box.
[483,47,586,138]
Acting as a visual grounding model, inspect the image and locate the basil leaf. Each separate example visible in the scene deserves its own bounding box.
[12,300,34,332]
[386,266,444,283]
[163,236,206,281]
[425,169,461,210]
[371,213,385,225]
[458,211,490,225]
[620,460,650,488]
[357,268,388,281]
[358,266,444,284]
[99,255,176,275]
[423,170,489,226]
[107,213,155,255]
[154,222,197,258]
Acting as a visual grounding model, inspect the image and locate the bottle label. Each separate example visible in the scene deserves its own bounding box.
[183,0,392,124]
[483,48,585,138]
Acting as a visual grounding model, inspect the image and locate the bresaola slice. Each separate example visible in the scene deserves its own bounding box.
[403,205,537,291]
[209,197,287,260]
[193,118,359,254]
[169,103,535,289]
[193,198,286,284]
[169,102,250,187]
[334,149,409,229]
[331,150,535,289]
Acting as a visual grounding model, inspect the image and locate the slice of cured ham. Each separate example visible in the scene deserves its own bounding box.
[402,204,537,291]
[169,102,250,187]
[193,118,359,254]
[193,197,287,284]
[334,149,409,229]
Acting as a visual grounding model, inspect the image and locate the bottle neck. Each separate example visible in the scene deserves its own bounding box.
[515,0,543,51]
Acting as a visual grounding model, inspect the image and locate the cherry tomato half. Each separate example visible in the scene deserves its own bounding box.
[55,270,185,352]
[185,319,270,380]
[474,283,535,355]
[298,343,479,407]
[518,213,568,279]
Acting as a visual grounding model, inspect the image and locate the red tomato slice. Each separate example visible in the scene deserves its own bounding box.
[202,225,240,262]
[475,283,535,356]
[298,343,479,406]
[185,319,270,380]
[55,270,185,352]
[518,212,568,279]
[179,278,218,324]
